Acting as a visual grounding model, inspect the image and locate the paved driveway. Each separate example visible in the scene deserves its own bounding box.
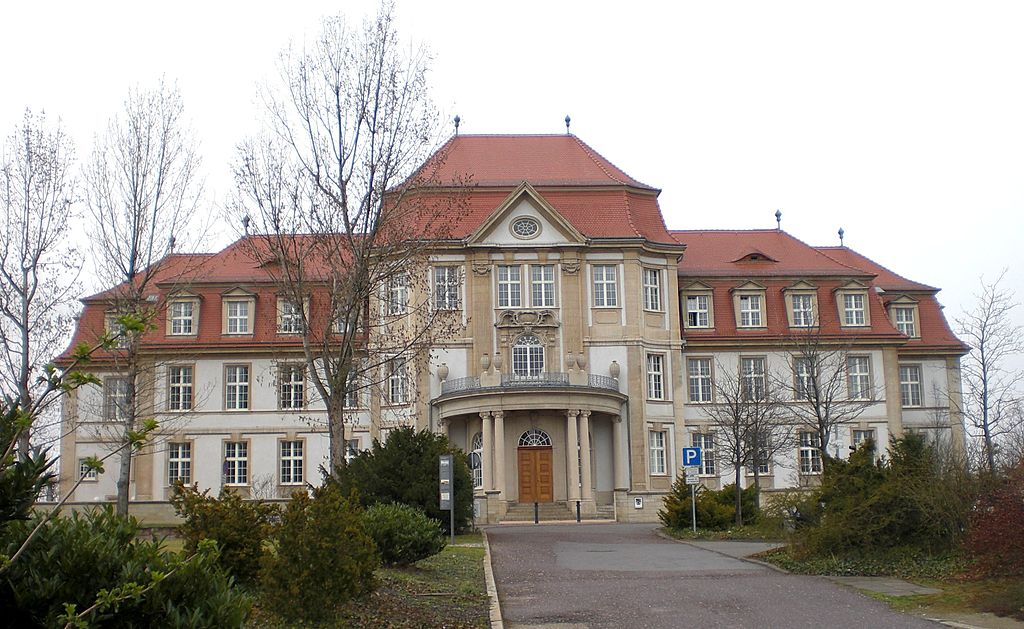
[486,523,939,628]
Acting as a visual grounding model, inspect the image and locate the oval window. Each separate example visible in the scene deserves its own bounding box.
[511,217,540,239]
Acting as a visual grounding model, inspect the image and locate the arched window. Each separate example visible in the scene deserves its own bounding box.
[518,429,552,447]
[470,432,483,488]
[512,334,544,377]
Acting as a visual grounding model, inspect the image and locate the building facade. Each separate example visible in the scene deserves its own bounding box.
[57,134,966,523]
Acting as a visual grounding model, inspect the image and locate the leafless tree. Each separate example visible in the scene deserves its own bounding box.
[233,5,462,468]
[83,79,203,515]
[956,270,1024,474]
[0,109,80,452]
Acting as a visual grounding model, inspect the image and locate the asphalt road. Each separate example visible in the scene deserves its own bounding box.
[486,523,940,628]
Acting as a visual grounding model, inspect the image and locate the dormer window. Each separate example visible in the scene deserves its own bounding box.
[843,293,866,326]
[887,299,920,338]
[682,283,714,329]
[277,298,304,334]
[739,294,763,327]
[784,282,818,328]
[221,288,256,335]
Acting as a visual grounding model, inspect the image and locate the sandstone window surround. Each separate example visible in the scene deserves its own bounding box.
[221,287,256,335]
[731,281,767,328]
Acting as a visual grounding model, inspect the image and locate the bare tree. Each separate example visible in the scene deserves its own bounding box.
[956,271,1024,474]
[233,6,461,468]
[83,79,203,515]
[0,109,80,452]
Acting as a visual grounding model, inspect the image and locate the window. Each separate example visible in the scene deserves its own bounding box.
[278,299,303,334]
[344,370,362,408]
[687,358,713,403]
[685,294,710,328]
[168,366,193,411]
[751,447,771,475]
[893,306,916,337]
[169,300,195,335]
[106,315,130,349]
[899,365,922,407]
[497,265,522,308]
[512,334,544,378]
[279,364,305,409]
[387,358,408,405]
[592,265,618,307]
[649,431,667,475]
[104,377,130,421]
[741,357,766,401]
[794,358,814,401]
[739,294,763,327]
[843,293,866,326]
[387,273,408,315]
[344,439,361,464]
[799,431,822,474]
[510,216,540,239]
[223,441,248,485]
[847,356,871,400]
[168,442,191,484]
[643,268,662,311]
[226,299,250,334]
[531,265,555,307]
[280,440,304,485]
[791,294,815,327]
[78,458,98,481]
[853,429,876,453]
[225,365,250,410]
[646,354,665,400]
[433,266,461,311]
[693,433,715,476]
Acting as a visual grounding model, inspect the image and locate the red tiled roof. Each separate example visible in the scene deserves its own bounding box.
[672,230,870,277]
[815,246,937,291]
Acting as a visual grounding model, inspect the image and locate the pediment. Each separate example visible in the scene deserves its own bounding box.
[731,280,766,293]
[221,286,256,297]
[466,182,586,247]
[682,280,714,292]
[784,280,817,292]
[887,294,919,305]
[833,279,869,293]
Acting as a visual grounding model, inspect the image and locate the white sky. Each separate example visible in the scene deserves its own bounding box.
[2,0,1022,345]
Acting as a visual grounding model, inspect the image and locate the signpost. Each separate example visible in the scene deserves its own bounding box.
[439,454,455,545]
[681,447,702,533]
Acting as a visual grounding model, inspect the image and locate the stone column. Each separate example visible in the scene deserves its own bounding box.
[480,411,493,491]
[579,410,593,502]
[566,409,580,501]
[612,415,628,489]
[493,411,506,497]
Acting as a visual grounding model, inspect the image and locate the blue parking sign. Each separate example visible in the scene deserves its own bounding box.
[682,447,702,467]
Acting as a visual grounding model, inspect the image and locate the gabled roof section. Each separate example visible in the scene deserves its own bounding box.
[816,246,937,292]
[673,230,871,278]
[466,182,586,246]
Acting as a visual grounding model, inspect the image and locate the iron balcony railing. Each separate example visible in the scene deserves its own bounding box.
[440,372,620,395]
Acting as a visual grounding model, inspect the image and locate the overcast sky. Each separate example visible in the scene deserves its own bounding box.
[2,1,1022,342]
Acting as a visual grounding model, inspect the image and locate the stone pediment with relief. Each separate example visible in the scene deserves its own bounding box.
[467,182,586,247]
[495,309,559,329]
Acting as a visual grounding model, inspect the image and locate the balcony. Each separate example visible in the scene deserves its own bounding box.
[440,372,620,395]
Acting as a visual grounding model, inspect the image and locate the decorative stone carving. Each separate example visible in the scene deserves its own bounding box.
[562,259,580,275]
[495,309,560,329]
[493,351,503,370]
[481,354,491,371]
[472,261,491,275]
[437,363,449,381]
[609,360,620,379]
[576,352,587,370]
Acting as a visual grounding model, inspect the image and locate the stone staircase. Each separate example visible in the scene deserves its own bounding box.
[500,501,617,522]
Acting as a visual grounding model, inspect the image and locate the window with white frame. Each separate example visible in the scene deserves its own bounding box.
[168,366,193,411]
[843,293,866,326]
[752,447,771,475]
[847,356,871,400]
[592,265,618,307]
[278,299,303,334]
[646,353,665,400]
[387,357,409,404]
[169,300,195,335]
[78,458,98,481]
[893,306,916,337]
[279,364,305,409]
[791,294,815,327]
[899,365,922,407]
[433,266,461,311]
[531,265,555,307]
[794,357,814,400]
[470,432,483,488]
[687,357,713,403]
[741,357,767,401]
[106,314,130,349]
[387,273,408,315]
[799,431,822,474]
[685,294,710,328]
[223,441,248,485]
[226,299,250,334]
[739,294,763,327]
[225,365,250,410]
[643,268,662,311]
[280,440,304,484]
[497,265,522,308]
[168,442,191,484]
[345,439,361,464]
[747,432,771,475]
[344,369,362,409]
[649,430,667,475]
[853,429,876,453]
[104,377,130,421]
[512,334,544,378]
[693,433,715,476]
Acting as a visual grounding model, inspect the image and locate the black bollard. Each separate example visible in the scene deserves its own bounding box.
[576,500,581,523]
[534,501,539,524]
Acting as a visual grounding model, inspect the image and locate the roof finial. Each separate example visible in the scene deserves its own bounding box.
[838,227,845,246]
[168,235,176,253]
[453,115,461,135]
[565,115,571,134]
[775,209,782,230]
[242,214,250,236]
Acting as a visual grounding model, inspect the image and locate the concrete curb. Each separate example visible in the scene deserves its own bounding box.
[482,529,503,629]
[652,528,791,574]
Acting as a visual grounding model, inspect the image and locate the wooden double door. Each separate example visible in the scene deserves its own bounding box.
[517,447,554,503]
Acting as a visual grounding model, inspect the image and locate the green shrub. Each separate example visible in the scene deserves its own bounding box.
[0,507,251,627]
[170,482,279,583]
[362,503,447,566]
[331,427,474,533]
[659,481,759,531]
[261,483,378,622]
